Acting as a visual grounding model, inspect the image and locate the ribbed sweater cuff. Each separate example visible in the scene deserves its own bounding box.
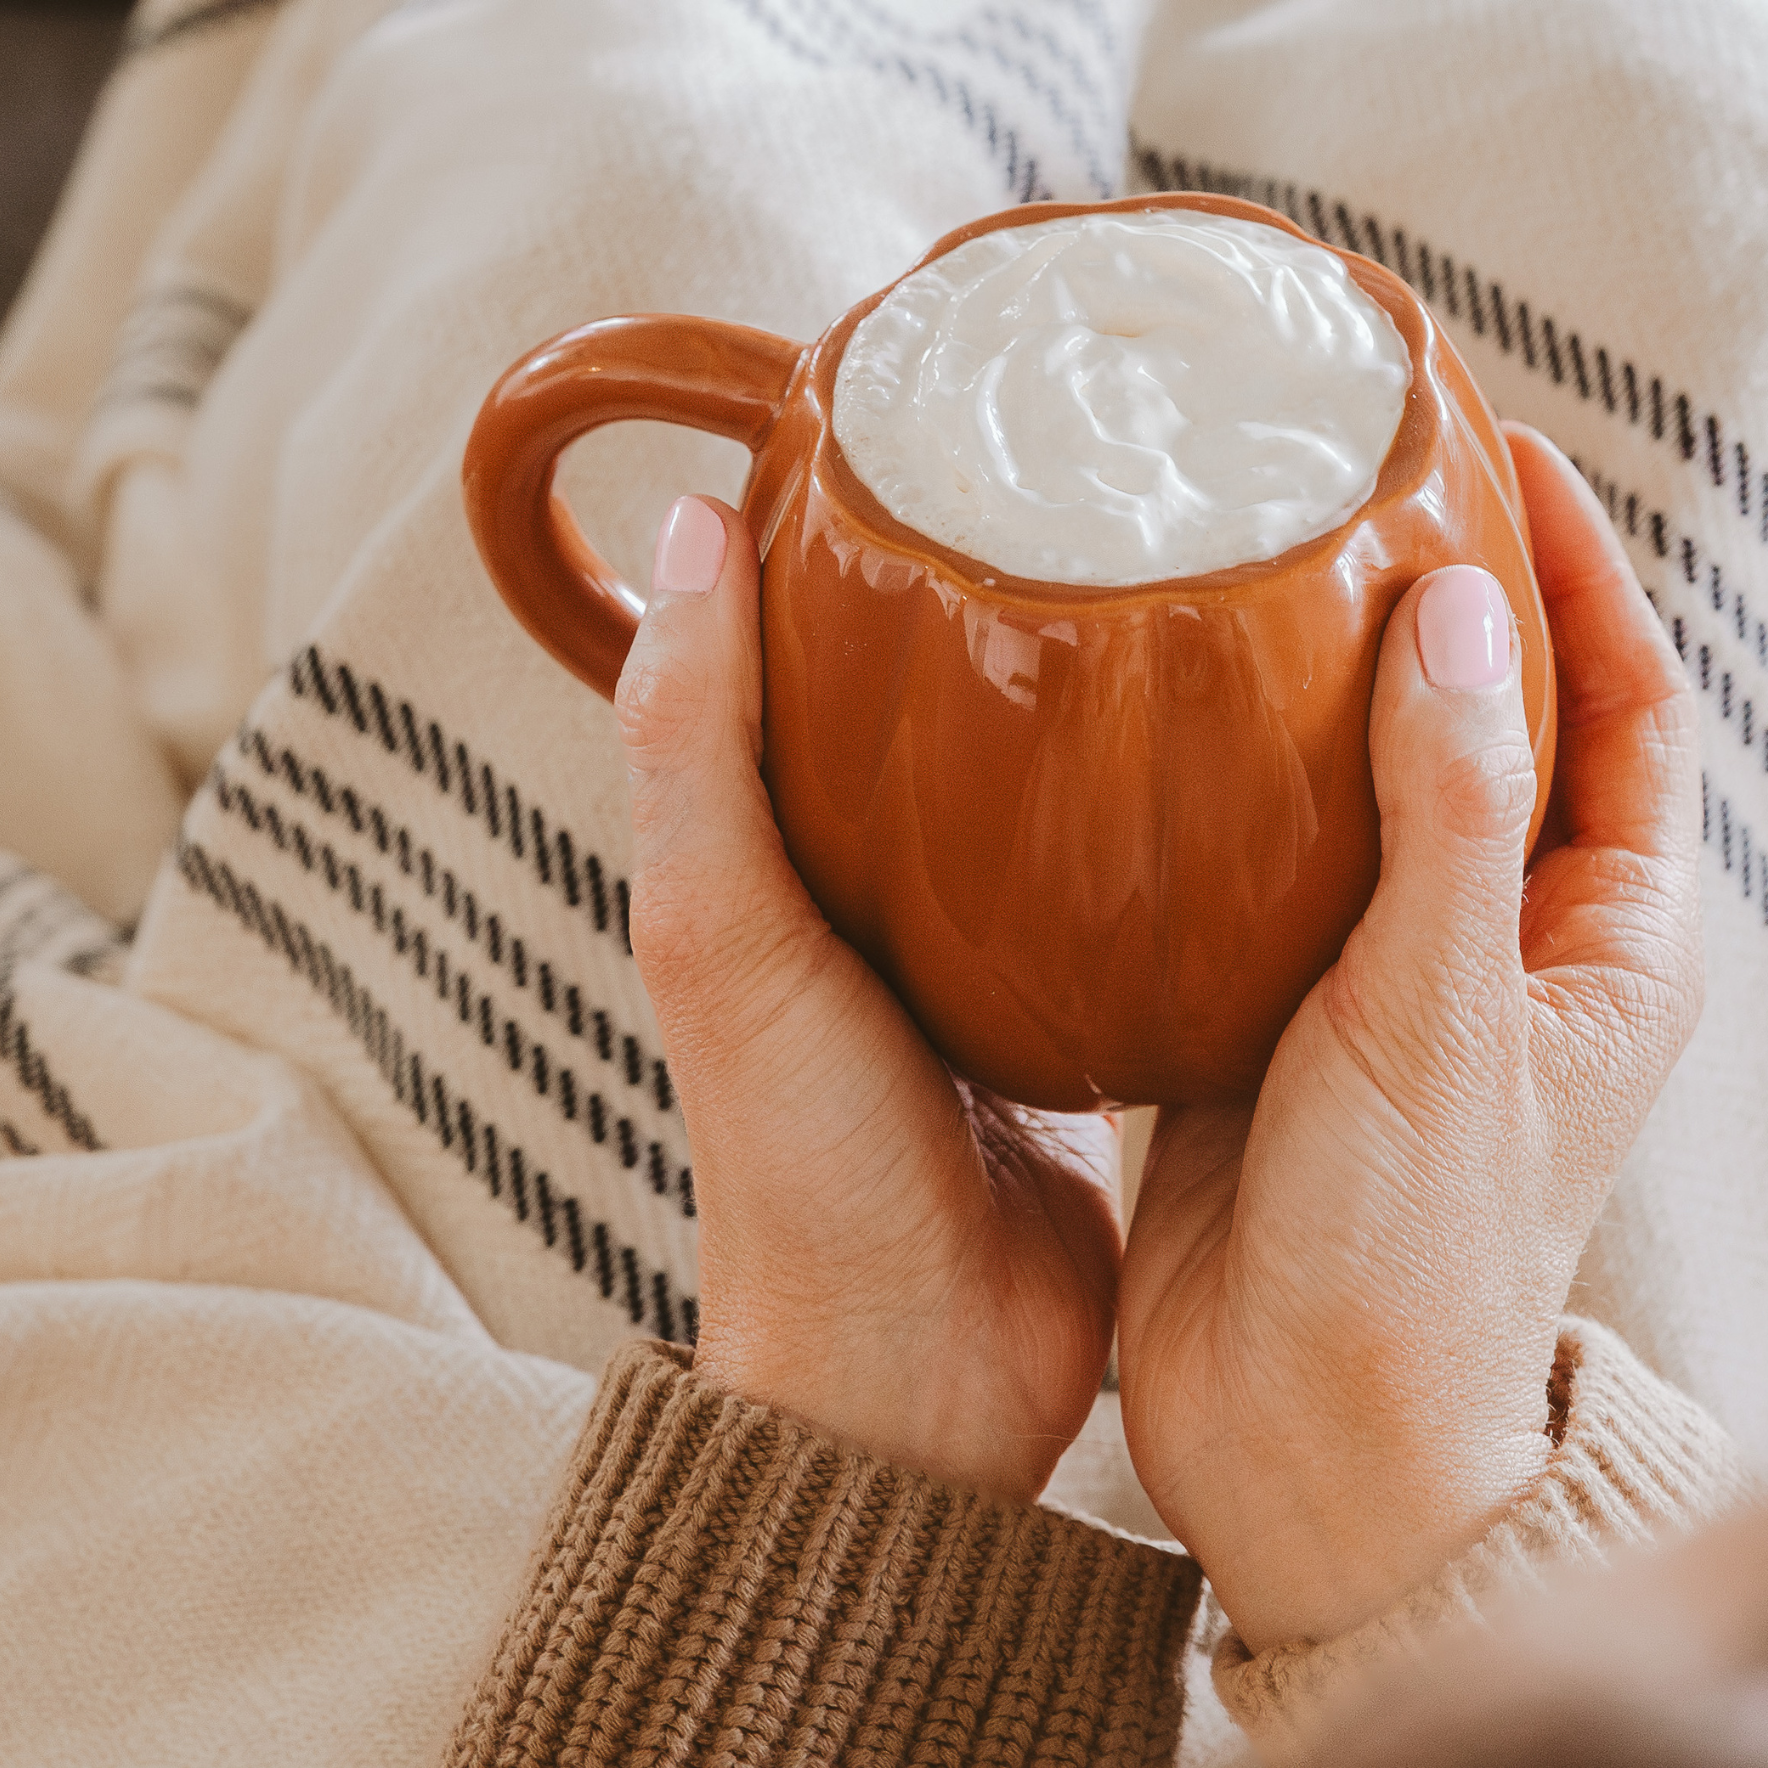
[447,1341,1203,1767]
[1213,1315,1756,1756]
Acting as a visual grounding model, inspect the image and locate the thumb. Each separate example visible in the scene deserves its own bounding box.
[615,495,828,1062]
[1345,565,1536,1070]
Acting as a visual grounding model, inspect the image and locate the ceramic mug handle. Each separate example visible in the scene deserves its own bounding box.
[463,315,804,700]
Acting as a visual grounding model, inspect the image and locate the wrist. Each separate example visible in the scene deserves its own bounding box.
[1205,1417,1554,1653]
[1127,1347,1558,1656]
[1211,1321,1753,1752]
[690,1315,1085,1506]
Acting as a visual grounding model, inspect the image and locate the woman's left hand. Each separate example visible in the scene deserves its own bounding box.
[1116,424,1705,1654]
[615,495,1120,1504]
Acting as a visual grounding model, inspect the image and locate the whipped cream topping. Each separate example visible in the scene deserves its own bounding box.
[832,210,1412,588]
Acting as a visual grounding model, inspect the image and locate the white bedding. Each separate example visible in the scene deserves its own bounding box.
[0,2,1764,1758]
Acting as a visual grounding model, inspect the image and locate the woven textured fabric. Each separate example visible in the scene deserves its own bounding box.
[0,0,1765,1761]
[448,1341,1203,1768]
[1,0,1764,1427]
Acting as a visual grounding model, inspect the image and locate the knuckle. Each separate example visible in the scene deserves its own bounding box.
[1536,976,1683,1179]
[614,638,705,766]
[629,873,747,1039]
[1528,864,1707,1179]
[1660,666,1700,733]
[1433,739,1538,850]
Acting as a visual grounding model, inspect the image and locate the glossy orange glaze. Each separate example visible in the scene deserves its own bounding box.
[464,192,1555,1111]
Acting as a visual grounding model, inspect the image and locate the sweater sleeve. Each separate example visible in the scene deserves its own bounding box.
[446,1318,1749,1767]
[443,1341,1205,1768]
[1212,1315,1758,1759]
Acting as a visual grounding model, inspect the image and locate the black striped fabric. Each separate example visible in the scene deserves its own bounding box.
[0,858,123,1160]
[728,0,1131,202]
[156,641,702,1360]
[1131,146,1768,941]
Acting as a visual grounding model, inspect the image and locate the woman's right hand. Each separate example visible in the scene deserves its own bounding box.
[1117,424,1704,1655]
[615,496,1122,1506]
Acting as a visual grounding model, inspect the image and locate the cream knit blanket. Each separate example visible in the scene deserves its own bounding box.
[0,1,1764,1762]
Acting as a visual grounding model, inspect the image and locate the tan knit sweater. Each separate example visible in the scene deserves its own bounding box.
[446,1319,1751,1767]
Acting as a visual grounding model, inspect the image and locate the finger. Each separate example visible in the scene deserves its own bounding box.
[618,495,947,1275]
[617,496,872,1094]
[1496,427,1703,1163]
[617,497,1103,1235]
[619,495,771,891]
[619,499,1120,1494]
[619,497,1057,1243]
[1503,422,1699,861]
[1336,564,1535,1090]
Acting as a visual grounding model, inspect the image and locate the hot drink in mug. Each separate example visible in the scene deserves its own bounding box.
[832,208,1412,586]
[463,193,1555,1111]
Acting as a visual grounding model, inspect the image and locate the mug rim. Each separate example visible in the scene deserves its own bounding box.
[802,190,1449,617]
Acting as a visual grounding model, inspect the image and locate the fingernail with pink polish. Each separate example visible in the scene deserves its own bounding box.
[652,497,726,597]
[1416,566,1510,690]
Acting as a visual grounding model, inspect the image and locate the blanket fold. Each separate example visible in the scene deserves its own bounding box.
[1,2,1765,1762]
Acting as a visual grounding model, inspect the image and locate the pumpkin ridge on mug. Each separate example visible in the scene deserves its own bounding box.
[462,192,1555,1112]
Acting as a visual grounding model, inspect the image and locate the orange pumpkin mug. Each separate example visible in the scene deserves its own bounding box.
[462,192,1556,1112]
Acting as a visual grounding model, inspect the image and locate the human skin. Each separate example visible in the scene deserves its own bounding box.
[1116,422,1705,1649]
[614,424,1702,1654]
